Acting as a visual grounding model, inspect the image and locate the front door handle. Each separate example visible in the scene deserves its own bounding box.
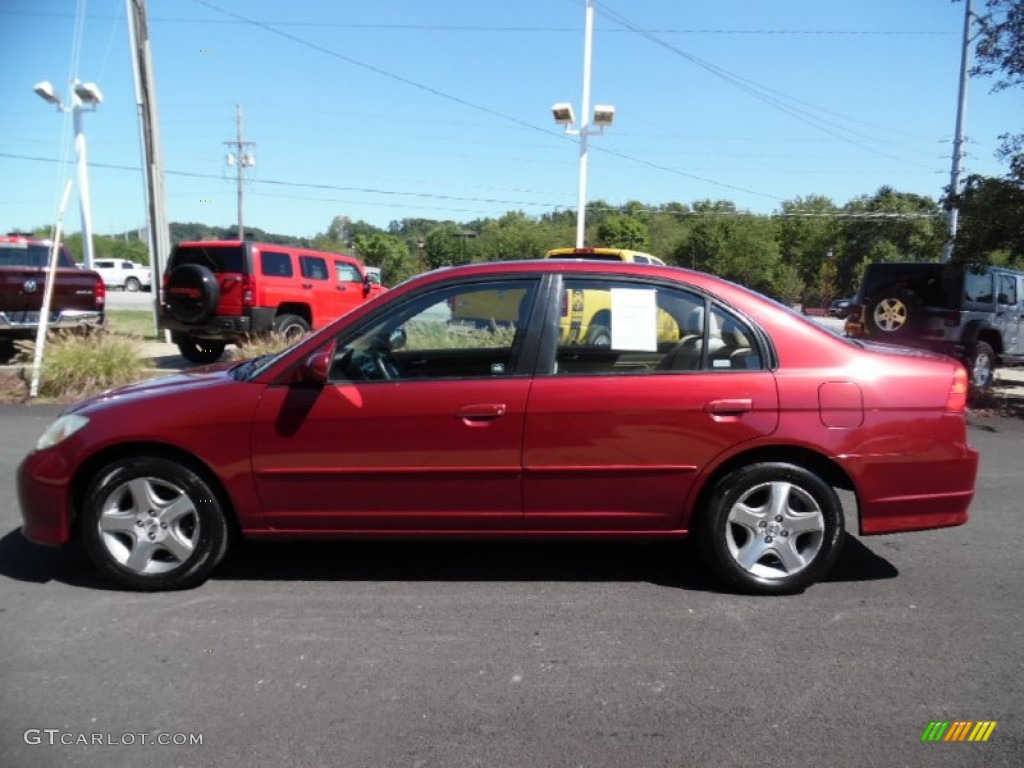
[705,398,752,415]
[457,403,507,424]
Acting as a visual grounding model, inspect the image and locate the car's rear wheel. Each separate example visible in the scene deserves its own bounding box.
[124,277,141,292]
[271,313,311,341]
[699,462,844,595]
[80,457,229,591]
[966,341,995,392]
[176,336,226,364]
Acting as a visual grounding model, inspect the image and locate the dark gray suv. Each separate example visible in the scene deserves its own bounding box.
[845,261,1024,391]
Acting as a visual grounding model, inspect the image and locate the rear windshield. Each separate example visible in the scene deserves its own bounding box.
[0,242,76,268]
[170,244,247,274]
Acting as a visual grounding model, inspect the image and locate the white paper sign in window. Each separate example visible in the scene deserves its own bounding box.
[611,288,658,351]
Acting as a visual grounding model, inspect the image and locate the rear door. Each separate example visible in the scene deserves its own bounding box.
[522,276,779,531]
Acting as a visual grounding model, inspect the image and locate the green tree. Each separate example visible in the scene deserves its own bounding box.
[352,233,417,284]
[948,174,1024,265]
[969,0,1024,181]
[596,214,649,249]
[476,211,547,261]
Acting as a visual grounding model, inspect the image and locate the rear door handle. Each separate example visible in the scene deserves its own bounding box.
[704,398,752,415]
[457,403,507,424]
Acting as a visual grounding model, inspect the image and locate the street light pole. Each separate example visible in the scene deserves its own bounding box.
[575,0,595,249]
[33,79,103,270]
[551,0,615,249]
[71,90,97,270]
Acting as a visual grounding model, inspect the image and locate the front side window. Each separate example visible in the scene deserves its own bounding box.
[329,280,538,382]
[554,278,762,375]
[998,274,1017,305]
[335,262,361,283]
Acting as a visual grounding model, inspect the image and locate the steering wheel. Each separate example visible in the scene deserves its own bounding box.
[338,336,402,381]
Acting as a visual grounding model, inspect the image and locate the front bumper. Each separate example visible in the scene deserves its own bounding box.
[17,447,76,546]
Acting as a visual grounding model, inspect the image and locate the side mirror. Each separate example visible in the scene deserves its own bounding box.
[389,327,407,351]
[363,274,372,297]
[298,348,332,384]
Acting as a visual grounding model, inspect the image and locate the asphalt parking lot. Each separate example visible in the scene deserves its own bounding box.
[0,404,1021,767]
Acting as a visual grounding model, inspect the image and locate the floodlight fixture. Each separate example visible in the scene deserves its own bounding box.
[592,104,615,128]
[551,102,575,126]
[73,81,104,106]
[33,80,61,106]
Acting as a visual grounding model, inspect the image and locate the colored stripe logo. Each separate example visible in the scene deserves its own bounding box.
[921,721,997,742]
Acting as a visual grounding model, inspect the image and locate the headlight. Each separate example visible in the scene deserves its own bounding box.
[36,414,90,450]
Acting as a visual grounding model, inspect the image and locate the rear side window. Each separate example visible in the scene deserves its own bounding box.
[0,242,77,268]
[964,271,994,304]
[171,245,246,274]
[300,256,328,280]
[260,251,293,278]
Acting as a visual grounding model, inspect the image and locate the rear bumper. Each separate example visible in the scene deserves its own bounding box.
[0,310,104,338]
[841,442,980,535]
[160,307,275,339]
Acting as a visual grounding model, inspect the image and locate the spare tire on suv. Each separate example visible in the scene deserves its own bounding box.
[864,285,924,338]
[165,264,220,325]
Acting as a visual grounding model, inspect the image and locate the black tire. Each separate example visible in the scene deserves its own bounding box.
[271,313,311,341]
[698,462,844,595]
[586,324,611,346]
[124,277,141,292]
[176,336,226,364]
[80,457,230,590]
[165,264,220,324]
[966,341,995,393]
[865,286,922,337]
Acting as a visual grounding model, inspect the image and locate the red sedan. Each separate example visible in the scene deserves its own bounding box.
[17,260,978,594]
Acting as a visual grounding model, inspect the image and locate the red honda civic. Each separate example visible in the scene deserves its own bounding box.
[17,260,979,594]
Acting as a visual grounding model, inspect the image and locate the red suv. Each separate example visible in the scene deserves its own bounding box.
[161,240,376,363]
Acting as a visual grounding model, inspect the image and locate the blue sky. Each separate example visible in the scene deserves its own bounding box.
[0,0,1019,239]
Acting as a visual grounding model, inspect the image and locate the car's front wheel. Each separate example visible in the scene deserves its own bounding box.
[80,457,230,590]
[698,462,844,595]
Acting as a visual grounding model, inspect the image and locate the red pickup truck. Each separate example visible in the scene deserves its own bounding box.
[0,235,106,349]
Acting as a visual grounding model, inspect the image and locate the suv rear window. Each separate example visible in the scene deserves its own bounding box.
[170,244,247,274]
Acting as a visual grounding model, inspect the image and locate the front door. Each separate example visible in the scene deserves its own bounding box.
[250,277,543,531]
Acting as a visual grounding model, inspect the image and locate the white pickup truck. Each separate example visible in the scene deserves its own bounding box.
[93,259,152,292]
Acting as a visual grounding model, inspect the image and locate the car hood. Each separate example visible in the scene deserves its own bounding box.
[68,361,242,414]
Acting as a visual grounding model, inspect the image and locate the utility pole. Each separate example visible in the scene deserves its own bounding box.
[944,0,975,263]
[225,104,255,241]
[126,0,171,334]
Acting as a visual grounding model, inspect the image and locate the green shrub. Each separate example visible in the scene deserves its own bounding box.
[231,332,303,360]
[14,332,147,400]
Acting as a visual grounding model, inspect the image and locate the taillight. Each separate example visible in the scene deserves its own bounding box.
[94,279,105,308]
[946,366,968,412]
[943,311,960,327]
[561,291,569,317]
[241,276,254,307]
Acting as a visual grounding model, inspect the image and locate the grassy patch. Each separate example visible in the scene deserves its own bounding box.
[11,332,147,401]
[106,310,160,339]
[231,332,303,360]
